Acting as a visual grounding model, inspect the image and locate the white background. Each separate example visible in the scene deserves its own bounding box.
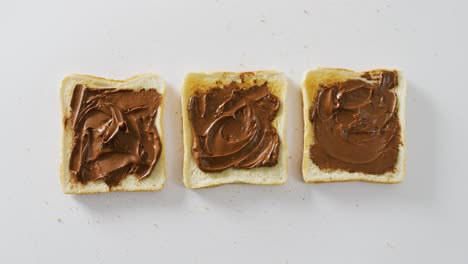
[1,0,467,263]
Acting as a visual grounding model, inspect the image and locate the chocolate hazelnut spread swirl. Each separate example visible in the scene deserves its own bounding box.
[188,82,280,172]
[310,70,401,174]
[68,85,162,187]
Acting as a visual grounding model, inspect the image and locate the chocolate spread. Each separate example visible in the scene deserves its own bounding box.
[188,82,280,172]
[68,85,162,186]
[310,70,401,174]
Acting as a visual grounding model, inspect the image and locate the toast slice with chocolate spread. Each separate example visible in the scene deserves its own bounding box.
[182,71,288,188]
[302,68,406,183]
[60,73,166,194]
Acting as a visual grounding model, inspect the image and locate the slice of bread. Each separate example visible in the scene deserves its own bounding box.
[181,71,288,188]
[302,68,406,183]
[60,73,166,194]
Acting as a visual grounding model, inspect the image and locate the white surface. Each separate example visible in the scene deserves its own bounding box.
[1,0,467,263]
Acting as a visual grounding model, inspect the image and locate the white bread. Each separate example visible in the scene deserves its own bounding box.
[181,71,288,188]
[302,68,406,183]
[60,73,166,194]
